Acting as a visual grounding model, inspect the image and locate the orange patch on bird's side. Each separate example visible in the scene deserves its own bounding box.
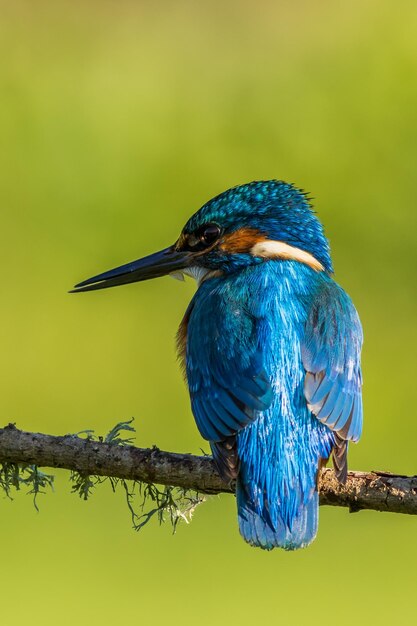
[176,302,194,380]
[219,228,264,253]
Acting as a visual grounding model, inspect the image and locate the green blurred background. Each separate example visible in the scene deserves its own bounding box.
[1,1,416,623]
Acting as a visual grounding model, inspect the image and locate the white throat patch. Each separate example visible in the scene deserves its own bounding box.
[251,240,324,272]
[170,266,213,286]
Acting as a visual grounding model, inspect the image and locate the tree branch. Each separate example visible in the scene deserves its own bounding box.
[0,423,416,515]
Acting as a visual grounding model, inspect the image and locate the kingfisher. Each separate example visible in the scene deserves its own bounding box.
[72,180,363,550]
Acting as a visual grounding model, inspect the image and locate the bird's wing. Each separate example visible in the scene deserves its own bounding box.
[186,290,273,447]
[302,279,363,482]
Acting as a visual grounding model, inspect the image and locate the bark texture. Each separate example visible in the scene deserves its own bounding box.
[0,423,416,514]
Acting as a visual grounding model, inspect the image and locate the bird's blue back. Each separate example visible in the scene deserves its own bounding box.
[185,257,362,550]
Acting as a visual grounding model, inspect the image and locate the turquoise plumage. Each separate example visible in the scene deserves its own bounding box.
[72,180,363,550]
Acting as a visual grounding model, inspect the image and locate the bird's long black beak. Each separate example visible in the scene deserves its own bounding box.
[70,246,193,293]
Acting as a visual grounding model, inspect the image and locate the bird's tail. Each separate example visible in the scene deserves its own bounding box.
[236,479,319,551]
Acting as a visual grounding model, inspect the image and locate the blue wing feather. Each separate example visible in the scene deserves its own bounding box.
[186,284,273,446]
[302,281,363,448]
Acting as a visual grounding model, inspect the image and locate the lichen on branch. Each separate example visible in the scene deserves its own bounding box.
[0,420,205,532]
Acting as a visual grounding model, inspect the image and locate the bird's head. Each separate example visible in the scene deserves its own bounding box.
[71,181,333,293]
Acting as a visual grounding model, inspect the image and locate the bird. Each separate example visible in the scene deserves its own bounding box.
[72,180,363,550]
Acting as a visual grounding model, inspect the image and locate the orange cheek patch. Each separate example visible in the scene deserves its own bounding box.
[220,229,324,272]
[219,228,264,254]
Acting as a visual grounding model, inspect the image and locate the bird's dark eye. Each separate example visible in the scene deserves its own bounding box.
[198,223,222,247]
